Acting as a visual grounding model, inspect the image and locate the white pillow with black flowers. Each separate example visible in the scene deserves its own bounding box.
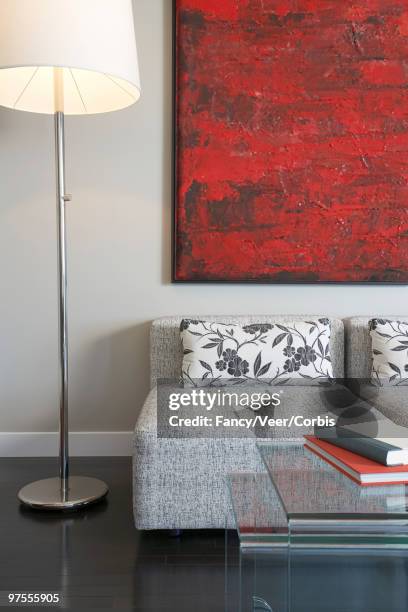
[370,319,408,385]
[180,319,333,385]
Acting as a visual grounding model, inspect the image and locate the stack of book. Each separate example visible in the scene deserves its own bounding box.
[305,420,408,486]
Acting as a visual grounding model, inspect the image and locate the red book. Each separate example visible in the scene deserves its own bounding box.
[304,435,408,486]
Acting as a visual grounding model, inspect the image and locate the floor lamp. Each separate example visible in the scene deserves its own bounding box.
[0,0,141,510]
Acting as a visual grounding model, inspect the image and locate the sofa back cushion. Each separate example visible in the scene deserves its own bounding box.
[370,319,408,384]
[180,319,334,384]
[345,316,408,379]
[150,315,345,387]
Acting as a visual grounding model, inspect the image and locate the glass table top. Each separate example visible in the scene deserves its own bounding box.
[258,442,408,521]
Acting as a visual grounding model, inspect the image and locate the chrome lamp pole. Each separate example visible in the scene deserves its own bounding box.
[55,110,70,487]
[17,99,109,510]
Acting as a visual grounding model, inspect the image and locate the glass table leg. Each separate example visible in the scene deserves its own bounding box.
[252,595,274,611]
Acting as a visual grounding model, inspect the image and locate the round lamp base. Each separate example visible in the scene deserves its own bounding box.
[18,476,108,510]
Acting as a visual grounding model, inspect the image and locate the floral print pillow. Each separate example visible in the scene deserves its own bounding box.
[370,319,408,385]
[180,319,333,385]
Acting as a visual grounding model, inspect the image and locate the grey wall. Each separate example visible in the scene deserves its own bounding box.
[1,0,407,433]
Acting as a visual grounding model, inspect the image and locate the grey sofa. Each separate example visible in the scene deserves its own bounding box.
[133,315,408,530]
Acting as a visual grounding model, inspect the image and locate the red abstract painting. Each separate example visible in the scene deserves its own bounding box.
[173,0,408,283]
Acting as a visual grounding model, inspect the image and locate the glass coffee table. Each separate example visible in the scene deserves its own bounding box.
[227,442,408,612]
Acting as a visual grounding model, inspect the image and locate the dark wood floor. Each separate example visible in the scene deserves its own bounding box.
[0,458,239,611]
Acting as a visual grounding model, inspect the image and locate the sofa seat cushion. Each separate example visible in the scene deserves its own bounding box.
[368,387,408,428]
[133,385,339,529]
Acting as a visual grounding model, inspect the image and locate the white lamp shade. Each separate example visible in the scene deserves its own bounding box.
[0,0,141,115]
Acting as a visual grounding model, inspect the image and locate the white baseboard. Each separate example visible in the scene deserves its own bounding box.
[0,432,133,457]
